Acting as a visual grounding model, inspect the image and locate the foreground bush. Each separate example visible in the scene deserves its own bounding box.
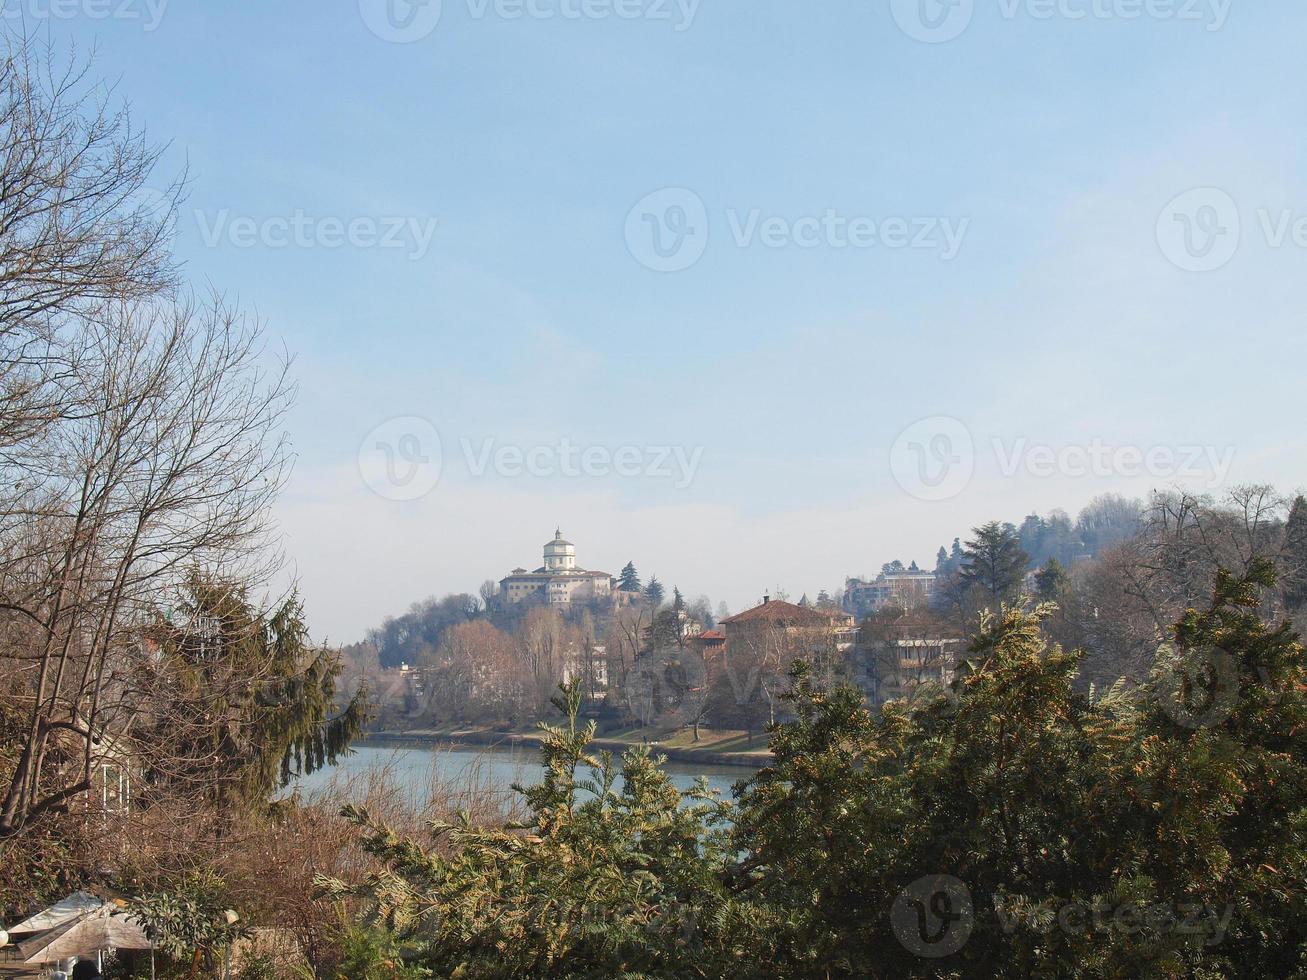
[332,564,1306,979]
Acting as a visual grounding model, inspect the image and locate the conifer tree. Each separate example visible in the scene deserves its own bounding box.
[960,520,1030,606]
[643,576,666,607]
[618,561,642,593]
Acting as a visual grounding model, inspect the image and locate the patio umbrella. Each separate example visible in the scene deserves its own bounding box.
[17,907,151,966]
[6,892,103,937]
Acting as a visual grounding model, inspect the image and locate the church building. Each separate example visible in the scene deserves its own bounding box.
[500,531,615,605]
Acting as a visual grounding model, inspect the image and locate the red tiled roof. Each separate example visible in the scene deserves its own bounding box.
[698,630,726,641]
[720,600,846,627]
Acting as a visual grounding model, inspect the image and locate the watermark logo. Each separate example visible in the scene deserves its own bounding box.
[467,0,701,29]
[360,0,699,42]
[625,188,710,273]
[359,426,704,498]
[995,896,1232,946]
[1154,643,1239,728]
[725,210,969,257]
[890,416,976,502]
[625,189,970,272]
[359,416,443,501]
[889,0,1231,42]
[890,0,975,43]
[461,436,703,488]
[891,875,974,958]
[1,0,169,31]
[194,211,440,261]
[1156,187,1240,272]
[996,0,1230,30]
[993,438,1235,487]
[890,418,1235,502]
[359,0,443,42]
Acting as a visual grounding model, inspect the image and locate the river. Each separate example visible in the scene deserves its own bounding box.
[291,739,755,811]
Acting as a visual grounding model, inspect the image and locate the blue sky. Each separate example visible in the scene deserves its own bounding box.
[27,0,1307,641]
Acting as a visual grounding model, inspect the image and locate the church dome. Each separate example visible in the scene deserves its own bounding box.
[544,529,574,552]
[543,529,577,570]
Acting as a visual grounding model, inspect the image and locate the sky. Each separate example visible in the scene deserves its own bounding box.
[23,0,1307,642]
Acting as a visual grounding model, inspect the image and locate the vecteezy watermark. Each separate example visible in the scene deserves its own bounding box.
[625,187,970,272]
[358,0,443,42]
[1153,642,1239,728]
[358,0,699,43]
[891,875,974,958]
[1,0,168,31]
[890,0,1230,43]
[890,417,1236,502]
[890,416,976,503]
[1156,188,1241,272]
[359,416,444,502]
[890,0,975,43]
[194,211,440,261]
[625,188,710,273]
[992,439,1236,486]
[1158,187,1307,273]
[460,436,703,489]
[994,896,1233,946]
[358,425,705,500]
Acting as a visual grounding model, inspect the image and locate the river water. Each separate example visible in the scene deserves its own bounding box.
[291,739,754,810]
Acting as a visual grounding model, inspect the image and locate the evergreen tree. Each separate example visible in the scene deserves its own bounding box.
[1034,557,1071,601]
[643,576,665,607]
[618,561,642,593]
[145,575,369,805]
[324,682,754,978]
[959,520,1030,606]
[935,546,949,573]
[336,565,1307,977]
[1283,495,1307,611]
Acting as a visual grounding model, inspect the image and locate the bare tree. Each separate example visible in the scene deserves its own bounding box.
[0,295,293,840]
[1,33,183,458]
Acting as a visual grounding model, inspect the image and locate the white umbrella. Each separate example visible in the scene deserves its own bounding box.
[7,892,103,937]
[17,906,152,967]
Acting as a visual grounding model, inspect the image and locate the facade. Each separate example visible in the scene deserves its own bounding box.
[844,570,937,616]
[851,637,962,707]
[500,530,615,606]
[720,596,857,655]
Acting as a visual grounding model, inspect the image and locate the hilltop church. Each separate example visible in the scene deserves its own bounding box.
[500,531,615,606]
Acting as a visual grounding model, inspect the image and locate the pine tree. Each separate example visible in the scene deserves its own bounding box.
[145,575,369,806]
[618,561,642,593]
[1034,557,1071,600]
[960,521,1030,606]
[935,546,950,573]
[643,576,665,607]
[1283,495,1307,611]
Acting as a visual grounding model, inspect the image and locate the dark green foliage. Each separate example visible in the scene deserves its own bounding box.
[322,682,766,978]
[145,575,369,806]
[338,567,1306,978]
[1035,557,1071,600]
[619,562,643,593]
[960,520,1030,606]
[643,576,666,607]
[130,872,249,968]
[1283,495,1307,611]
[738,562,1306,977]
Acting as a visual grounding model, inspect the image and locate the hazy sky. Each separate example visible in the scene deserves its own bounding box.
[30,0,1307,642]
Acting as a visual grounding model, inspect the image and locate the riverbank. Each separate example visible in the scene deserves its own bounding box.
[365,725,771,769]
